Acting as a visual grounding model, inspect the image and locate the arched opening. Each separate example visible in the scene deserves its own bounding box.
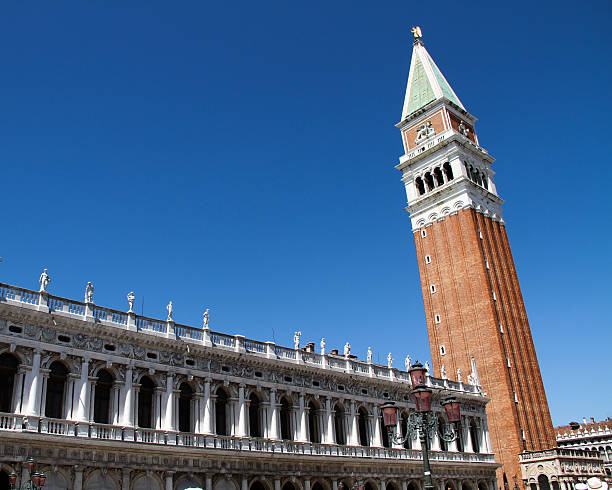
[456,424,464,452]
[312,483,324,490]
[537,476,551,490]
[365,483,376,490]
[249,393,262,438]
[334,403,346,445]
[215,387,229,436]
[250,481,267,490]
[407,482,419,490]
[424,172,435,191]
[387,482,399,490]
[93,369,114,424]
[133,475,161,490]
[282,483,296,490]
[381,416,390,448]
[308,400,320,443]
[434,167,445,186]
[478,482,488,490]
[446,482,457,490]
[0,470,9,490]
[280,396,293,441]
[138,376,155,429]
[358,407,370,446]
[85,470,119,490]
[469,419,480,453]
[45,361,68,419]
[400,411,412,449]
[178,382,193,433]
[461,483,472,490]
[438,417,448,451]
[443,162,454,181]
[0,353,19,413]
[415,177,426,196]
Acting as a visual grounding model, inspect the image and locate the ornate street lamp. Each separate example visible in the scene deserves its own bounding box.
[382,362,461,490]
[9,458,46,490]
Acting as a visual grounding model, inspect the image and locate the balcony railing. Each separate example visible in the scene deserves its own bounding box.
[0,281,484,396]
[0,413,495,464]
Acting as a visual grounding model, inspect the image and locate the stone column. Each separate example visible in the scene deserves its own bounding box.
[13,367,26,414]
[165,473,173,490]
[74,467,84,490]
[275,478,281,490]
[203,378,213,434]
[74,358,90,436]
[163,373,175,430]
[379,481,385,490]
[269,389,280,440]
[333,481,338,490]
[325,398,335,444]
[392,415,403,449]
[237,384,247,437]
[242,477,248,490]
[24,350,41,417]
[120,367,134,440]
[121,470,131,490]
[401,482,408,490]
[305,479,311,490]
[298,394,308,442]
[464,417,474,452]
[206,476,213,490]
[372,406,382,447]
[349,401,358,446]
[154,386,164,430]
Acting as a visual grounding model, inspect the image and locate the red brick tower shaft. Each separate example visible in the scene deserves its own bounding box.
[396,30,556,488]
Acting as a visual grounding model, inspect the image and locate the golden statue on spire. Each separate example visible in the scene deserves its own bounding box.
[411,26,422,39]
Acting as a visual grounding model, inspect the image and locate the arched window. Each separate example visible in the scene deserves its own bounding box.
[334,403,346,445]
[424,172,435,191]
[482,174,488,190]
[251,482,267,490]
[443,162,454,181]
[381,415,390,448]
[282,484,296,490]
[93,369,114,424]
[407,483,419,490]
[138,376,155,429]
[45,361,68,419]
[415,177,426,195]
[308,400,320,443]
[400,411,412,449]
[215,387,229,436]
[249,393,262,437]
[280,396,293,441]
[0,353,19,413]
[470,419,480,453]
[365,483,376,490]
[178,382,193,433]
[456,423,464,452]
[434,167,444,186]
[438,417,448,451]
[537,476,551,490]
[358,407,370,446]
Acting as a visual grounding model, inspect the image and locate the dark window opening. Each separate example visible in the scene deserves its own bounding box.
[138,376,155,429]
[249,393,262,437]
[334,404,346,445]
[45,361,68,419]
[215,388,229,436]
[443,162,454,181]
[280,396,293,441]
[358,407,370,446]
[93,369,114,424]
[308,401,320,443]
[415,177,426,195]
[179,382,193,433]
[0,353,18,413]
[424,172,435,191]
[434,167,445,186]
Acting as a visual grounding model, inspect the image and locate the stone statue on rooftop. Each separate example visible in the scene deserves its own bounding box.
[85,282,94,304]
[411,26,422,39]
[457,368,463,383]
[344,342,351,357]
[424,360,430,373]
[387,352,393,368]
[166,301,174,321]
[127,292,135,312]
[320,338,326,355]
[293,331,301,349]
[441,364,447,379]
[367,346,373,364]
[203,308,210,330]
[39,269,51,292]
[405,355,412,371]
[458,120,470,137]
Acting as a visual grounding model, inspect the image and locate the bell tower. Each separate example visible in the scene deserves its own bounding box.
[395,28,556,487]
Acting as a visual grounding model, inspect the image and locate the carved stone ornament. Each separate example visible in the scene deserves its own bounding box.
[24,324,38,338]
[74,334,88,349]
[90,337,103,351]
[119,343,133,357]
[42,327,55,342]
[133,345,145,359]
[415,121,436,144]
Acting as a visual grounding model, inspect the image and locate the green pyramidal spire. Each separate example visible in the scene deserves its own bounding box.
[402,32,465,120]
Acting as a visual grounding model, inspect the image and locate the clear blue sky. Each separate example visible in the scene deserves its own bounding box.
[1,1,610,426]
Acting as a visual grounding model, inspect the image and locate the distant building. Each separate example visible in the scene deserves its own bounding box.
[556,419,612,476]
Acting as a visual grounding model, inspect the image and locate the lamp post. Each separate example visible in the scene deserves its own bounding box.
[381,362,461,490]
[8,458,46,490]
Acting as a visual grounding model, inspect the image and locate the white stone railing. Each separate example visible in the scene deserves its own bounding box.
[519,448,602,461]
[1,413,493,462]
[0,282,484,396]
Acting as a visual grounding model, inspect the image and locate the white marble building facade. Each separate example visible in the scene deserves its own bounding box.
[0,279,498,490]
